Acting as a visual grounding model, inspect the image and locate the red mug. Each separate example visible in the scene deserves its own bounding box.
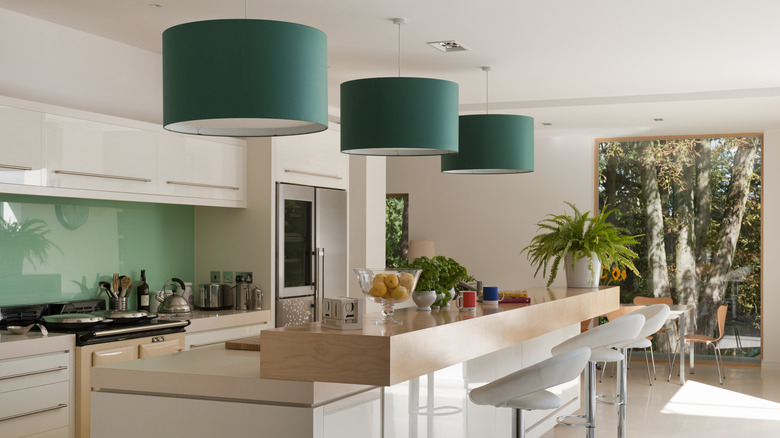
[457,290,477,311]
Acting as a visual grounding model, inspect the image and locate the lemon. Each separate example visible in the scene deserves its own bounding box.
[399,272,415,289]
[369,286,384,297]
[390,285,408,300]
[373,274,387,284]
[373,282,388,296]
[384,274,399,289]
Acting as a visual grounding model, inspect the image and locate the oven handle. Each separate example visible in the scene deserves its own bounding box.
[0,366,68,381]
[0,404,68,422]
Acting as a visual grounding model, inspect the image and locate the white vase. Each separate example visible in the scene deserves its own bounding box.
[564,254,600,288]
[412,290,437,311]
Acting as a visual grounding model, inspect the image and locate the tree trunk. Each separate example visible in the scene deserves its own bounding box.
[674,152,698,329]
[699,137,760,335]
[694,139,712,266]
[639,140,670,297]
[605,154,618,209]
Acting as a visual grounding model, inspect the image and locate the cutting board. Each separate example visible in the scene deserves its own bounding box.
[225,336,261,352]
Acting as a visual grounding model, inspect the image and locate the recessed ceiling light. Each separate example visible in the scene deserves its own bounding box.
[148,3,163,8]
[653,118,664,122]
[427,40,469,53]
[541,122,553,126]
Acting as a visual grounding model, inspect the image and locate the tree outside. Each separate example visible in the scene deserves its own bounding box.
[598,136,761,359]
[386,195,408,268]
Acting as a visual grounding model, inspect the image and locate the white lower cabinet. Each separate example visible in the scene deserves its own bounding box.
[0,351,73,438]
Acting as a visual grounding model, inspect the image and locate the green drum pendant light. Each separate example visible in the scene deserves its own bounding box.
[441,67,534,174]
[340,18,459,156]
[163,19,328,137]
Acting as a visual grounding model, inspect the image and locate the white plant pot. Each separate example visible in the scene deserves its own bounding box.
[564,254,600,288]
[412,290,437,311]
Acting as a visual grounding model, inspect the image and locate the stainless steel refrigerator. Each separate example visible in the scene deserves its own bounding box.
[276,183,347,327]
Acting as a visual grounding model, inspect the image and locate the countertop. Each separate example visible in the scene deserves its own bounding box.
[157,308,272,333]
[90,345,374,407]
[0,331,75,360]
[260,286,620,386]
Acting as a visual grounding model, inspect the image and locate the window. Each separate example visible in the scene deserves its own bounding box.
[597,136,762,360]
[386,194,409,268]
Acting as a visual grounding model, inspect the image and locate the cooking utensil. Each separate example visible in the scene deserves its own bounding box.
[156,278,191,314]
[10,323,48,336]
[197,283,234,310]
[120,276,132,298]
[98,281,116,299]
[112,274,119,297]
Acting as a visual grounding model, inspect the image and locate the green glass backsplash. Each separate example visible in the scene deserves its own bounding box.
[0,193,194,306]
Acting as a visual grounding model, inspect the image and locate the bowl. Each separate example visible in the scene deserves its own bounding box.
[353,268,422,324]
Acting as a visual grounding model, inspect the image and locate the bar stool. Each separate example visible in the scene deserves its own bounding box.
[469,346,591,438]
[551,313,645,438]
[598,304,670,438]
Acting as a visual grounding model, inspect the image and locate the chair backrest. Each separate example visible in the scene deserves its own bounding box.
[715,304,729,341]
[469,346,591,407]
[629,304,671,339]
[633,296,673,306]
[552,313,645,357]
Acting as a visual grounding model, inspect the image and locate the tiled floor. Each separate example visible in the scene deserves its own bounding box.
[547,360,780,437]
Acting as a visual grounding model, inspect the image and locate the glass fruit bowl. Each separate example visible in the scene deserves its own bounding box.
[353,268,422,325]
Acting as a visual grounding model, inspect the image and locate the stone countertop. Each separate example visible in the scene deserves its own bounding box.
[0,330,75,360]
[157,308,272,333]
[90,345,374,407]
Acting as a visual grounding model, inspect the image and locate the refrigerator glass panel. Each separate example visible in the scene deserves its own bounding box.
[277,296,315,327]
[284,199,312,288]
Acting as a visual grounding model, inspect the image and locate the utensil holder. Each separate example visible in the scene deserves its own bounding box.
[111,297,128,311]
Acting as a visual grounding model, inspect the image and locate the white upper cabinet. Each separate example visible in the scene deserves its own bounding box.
[44,114,157,194]
[0,106,43,186]
[274,126,347,190]
[157,134,246,202]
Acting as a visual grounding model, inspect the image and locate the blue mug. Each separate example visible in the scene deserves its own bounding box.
[483,286,503,302]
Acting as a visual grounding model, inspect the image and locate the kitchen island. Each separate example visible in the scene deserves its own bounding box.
[90,286,618,438]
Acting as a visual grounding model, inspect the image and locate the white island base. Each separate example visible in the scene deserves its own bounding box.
[90,325,578,438]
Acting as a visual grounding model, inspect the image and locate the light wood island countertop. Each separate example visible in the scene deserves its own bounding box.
[260,286,619,386]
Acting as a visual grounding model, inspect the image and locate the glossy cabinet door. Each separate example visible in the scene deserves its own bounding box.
[274,127,347,190]
[157,134,246,202]
[0,106,43,186]
[43,114,157,194]
[138,339,183,358]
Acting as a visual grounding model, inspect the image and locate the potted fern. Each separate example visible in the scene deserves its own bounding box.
[521,202,640,287]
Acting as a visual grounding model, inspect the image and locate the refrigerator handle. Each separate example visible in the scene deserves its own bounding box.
[315,247,325,321]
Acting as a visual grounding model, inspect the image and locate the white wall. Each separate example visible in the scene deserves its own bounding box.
[386,135,595,290]
[762,130,779,369]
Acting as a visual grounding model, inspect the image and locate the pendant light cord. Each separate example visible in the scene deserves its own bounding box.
[244,0,248,18]
[485,68,490,115]
[397,20,402,77]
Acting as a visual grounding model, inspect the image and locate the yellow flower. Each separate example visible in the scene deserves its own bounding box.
[612,267,620,281]
[621,270,627,280]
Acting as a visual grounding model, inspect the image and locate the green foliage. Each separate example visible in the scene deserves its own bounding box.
[406,255,473,306]
[385,197,406,268]
[0,218,62,270]
[521,202,641,287]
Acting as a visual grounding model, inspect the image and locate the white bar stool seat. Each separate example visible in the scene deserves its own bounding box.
[469,347,591,438]
[551,313,645,438]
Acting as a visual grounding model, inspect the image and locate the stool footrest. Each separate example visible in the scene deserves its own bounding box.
[596,394,621,405]
[556,414,590,428]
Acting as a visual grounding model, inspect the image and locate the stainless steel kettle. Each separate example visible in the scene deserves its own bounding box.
[156,278,191,314]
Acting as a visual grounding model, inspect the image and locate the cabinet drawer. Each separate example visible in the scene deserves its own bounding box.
[0,380,69,438]
[138,339,182,359]
[0,352,69,394]
[92,346,136,366]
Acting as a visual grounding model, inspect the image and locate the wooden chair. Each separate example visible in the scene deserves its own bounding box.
[671,304,729,385]
[633,296,676,376]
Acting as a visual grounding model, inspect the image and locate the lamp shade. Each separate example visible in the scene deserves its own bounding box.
[163,19,328,137]
[340,77,459,155]
[441,114,534,174]
[408,240,436,261]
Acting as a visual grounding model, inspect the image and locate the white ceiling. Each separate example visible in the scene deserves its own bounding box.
[3,0,780,138]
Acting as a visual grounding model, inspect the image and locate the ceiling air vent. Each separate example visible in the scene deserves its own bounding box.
[427,40,469,53]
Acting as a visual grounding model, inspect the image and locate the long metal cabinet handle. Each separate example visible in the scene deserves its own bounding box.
[284,169,343,180]
[0,403,68,422]
[0,164,33,171]
[314,247,325,321]
[0,365,68,380]
[54,169,152,182]
[166,180,239,191]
